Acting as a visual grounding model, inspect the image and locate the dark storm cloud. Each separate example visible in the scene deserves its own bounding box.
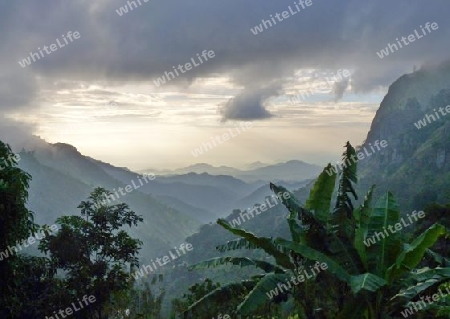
[219,84,281,121]
[333,78,350,102]
[1,0,449,120]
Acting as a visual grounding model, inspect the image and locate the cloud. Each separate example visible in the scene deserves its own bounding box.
[0,69,37,111]
[2,1,448,84]
[0,65,39,147]
[219,84,280,121]
[0,117,43,151]
[333,78,350,102]
[1,0,449,126]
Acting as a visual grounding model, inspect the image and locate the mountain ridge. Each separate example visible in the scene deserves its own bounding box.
[139,160,322,183]
[358,62,450,210]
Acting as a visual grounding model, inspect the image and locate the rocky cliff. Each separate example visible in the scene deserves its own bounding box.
[358,62,450,211]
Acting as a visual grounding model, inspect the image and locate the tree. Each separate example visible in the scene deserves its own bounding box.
[0,141,37,318]
[12,255,66,319]
[130,275,165,319]
[39,187,143,319]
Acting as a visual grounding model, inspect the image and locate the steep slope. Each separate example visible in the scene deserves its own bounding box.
[17,145,200,261]
[233,180,312,211]
[91,159,262,218]
[358,62,450,210]
[159,182,314,313]
[152,194,214,223]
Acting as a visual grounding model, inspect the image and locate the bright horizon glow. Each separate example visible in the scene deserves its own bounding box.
[21,70,385,171]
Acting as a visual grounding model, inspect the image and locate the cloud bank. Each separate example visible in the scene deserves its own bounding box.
[1,0,449,125]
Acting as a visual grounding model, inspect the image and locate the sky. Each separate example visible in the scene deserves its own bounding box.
[1,0,449,170]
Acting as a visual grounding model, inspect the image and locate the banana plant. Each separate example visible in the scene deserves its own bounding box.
[185,218,302,318]
[185,142,449,319]
[271,143,449,318]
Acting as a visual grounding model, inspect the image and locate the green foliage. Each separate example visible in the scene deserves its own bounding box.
[191,256,284,273]
[387,224,446,283]
[415,203,450,266]
[305,163,337,226]
[186,217,294,317]
[124,277,165,319]
[217,219,294,270]
[333,142,358,228]
[184,163,348,318]
[353,185,375,268]
[348,273,386,294]
[39,187,143,319]
[216,237,260,252]
[0,141,37,318]
[172,278,230,318]
[236,273,291,316]
[185,142,450,319]
[366,192,402,277]
[10,256,65,318]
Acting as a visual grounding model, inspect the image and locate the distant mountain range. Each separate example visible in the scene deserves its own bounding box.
[17,143,200,262]
[11,139,319,264]
[138,160,322,183]
[12,63,450,273]
[90,158,313,220]
[16,63,450,272]
[9,63,450,316]
[158,62,450,311]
